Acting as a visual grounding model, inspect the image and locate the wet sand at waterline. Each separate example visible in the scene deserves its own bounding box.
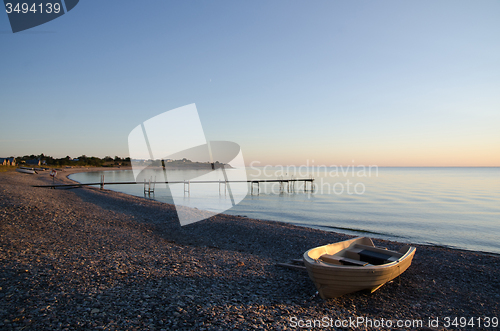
[1,169,498,330]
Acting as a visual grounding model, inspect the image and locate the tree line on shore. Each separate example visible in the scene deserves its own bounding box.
[14,154,131,167]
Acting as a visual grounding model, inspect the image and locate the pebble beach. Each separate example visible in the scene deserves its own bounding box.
[1,168,499,330]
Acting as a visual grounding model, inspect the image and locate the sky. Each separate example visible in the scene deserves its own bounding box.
[1,0,499,167]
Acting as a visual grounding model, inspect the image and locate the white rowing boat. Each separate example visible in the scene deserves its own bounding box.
[303,237,416,299]
[16,167,37,174]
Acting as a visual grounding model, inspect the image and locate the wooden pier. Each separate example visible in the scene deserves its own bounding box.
[248,177,314,195]
[33,176,315,195]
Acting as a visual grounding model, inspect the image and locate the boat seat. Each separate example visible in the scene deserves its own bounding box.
[320,254,368,266]
[345,244,401,265]
[357,249,393,265]
[352,244,404,258]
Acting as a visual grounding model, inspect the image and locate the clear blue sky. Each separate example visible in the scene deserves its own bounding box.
[1,0,499,166]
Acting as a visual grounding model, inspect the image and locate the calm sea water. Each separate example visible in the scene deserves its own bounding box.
[69,167,500,254]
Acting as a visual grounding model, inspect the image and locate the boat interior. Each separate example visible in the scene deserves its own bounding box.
[318,243,410,266]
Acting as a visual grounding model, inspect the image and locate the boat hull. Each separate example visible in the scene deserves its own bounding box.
[303,237,416,299]
[16,168,36,174]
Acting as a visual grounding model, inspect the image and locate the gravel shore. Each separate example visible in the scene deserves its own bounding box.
[1,169,499,330]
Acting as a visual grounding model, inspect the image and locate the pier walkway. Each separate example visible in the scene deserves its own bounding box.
[33,177,315,195]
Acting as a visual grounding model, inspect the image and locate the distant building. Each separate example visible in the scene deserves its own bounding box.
[0,157,16,166]
[26,159,41,166]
